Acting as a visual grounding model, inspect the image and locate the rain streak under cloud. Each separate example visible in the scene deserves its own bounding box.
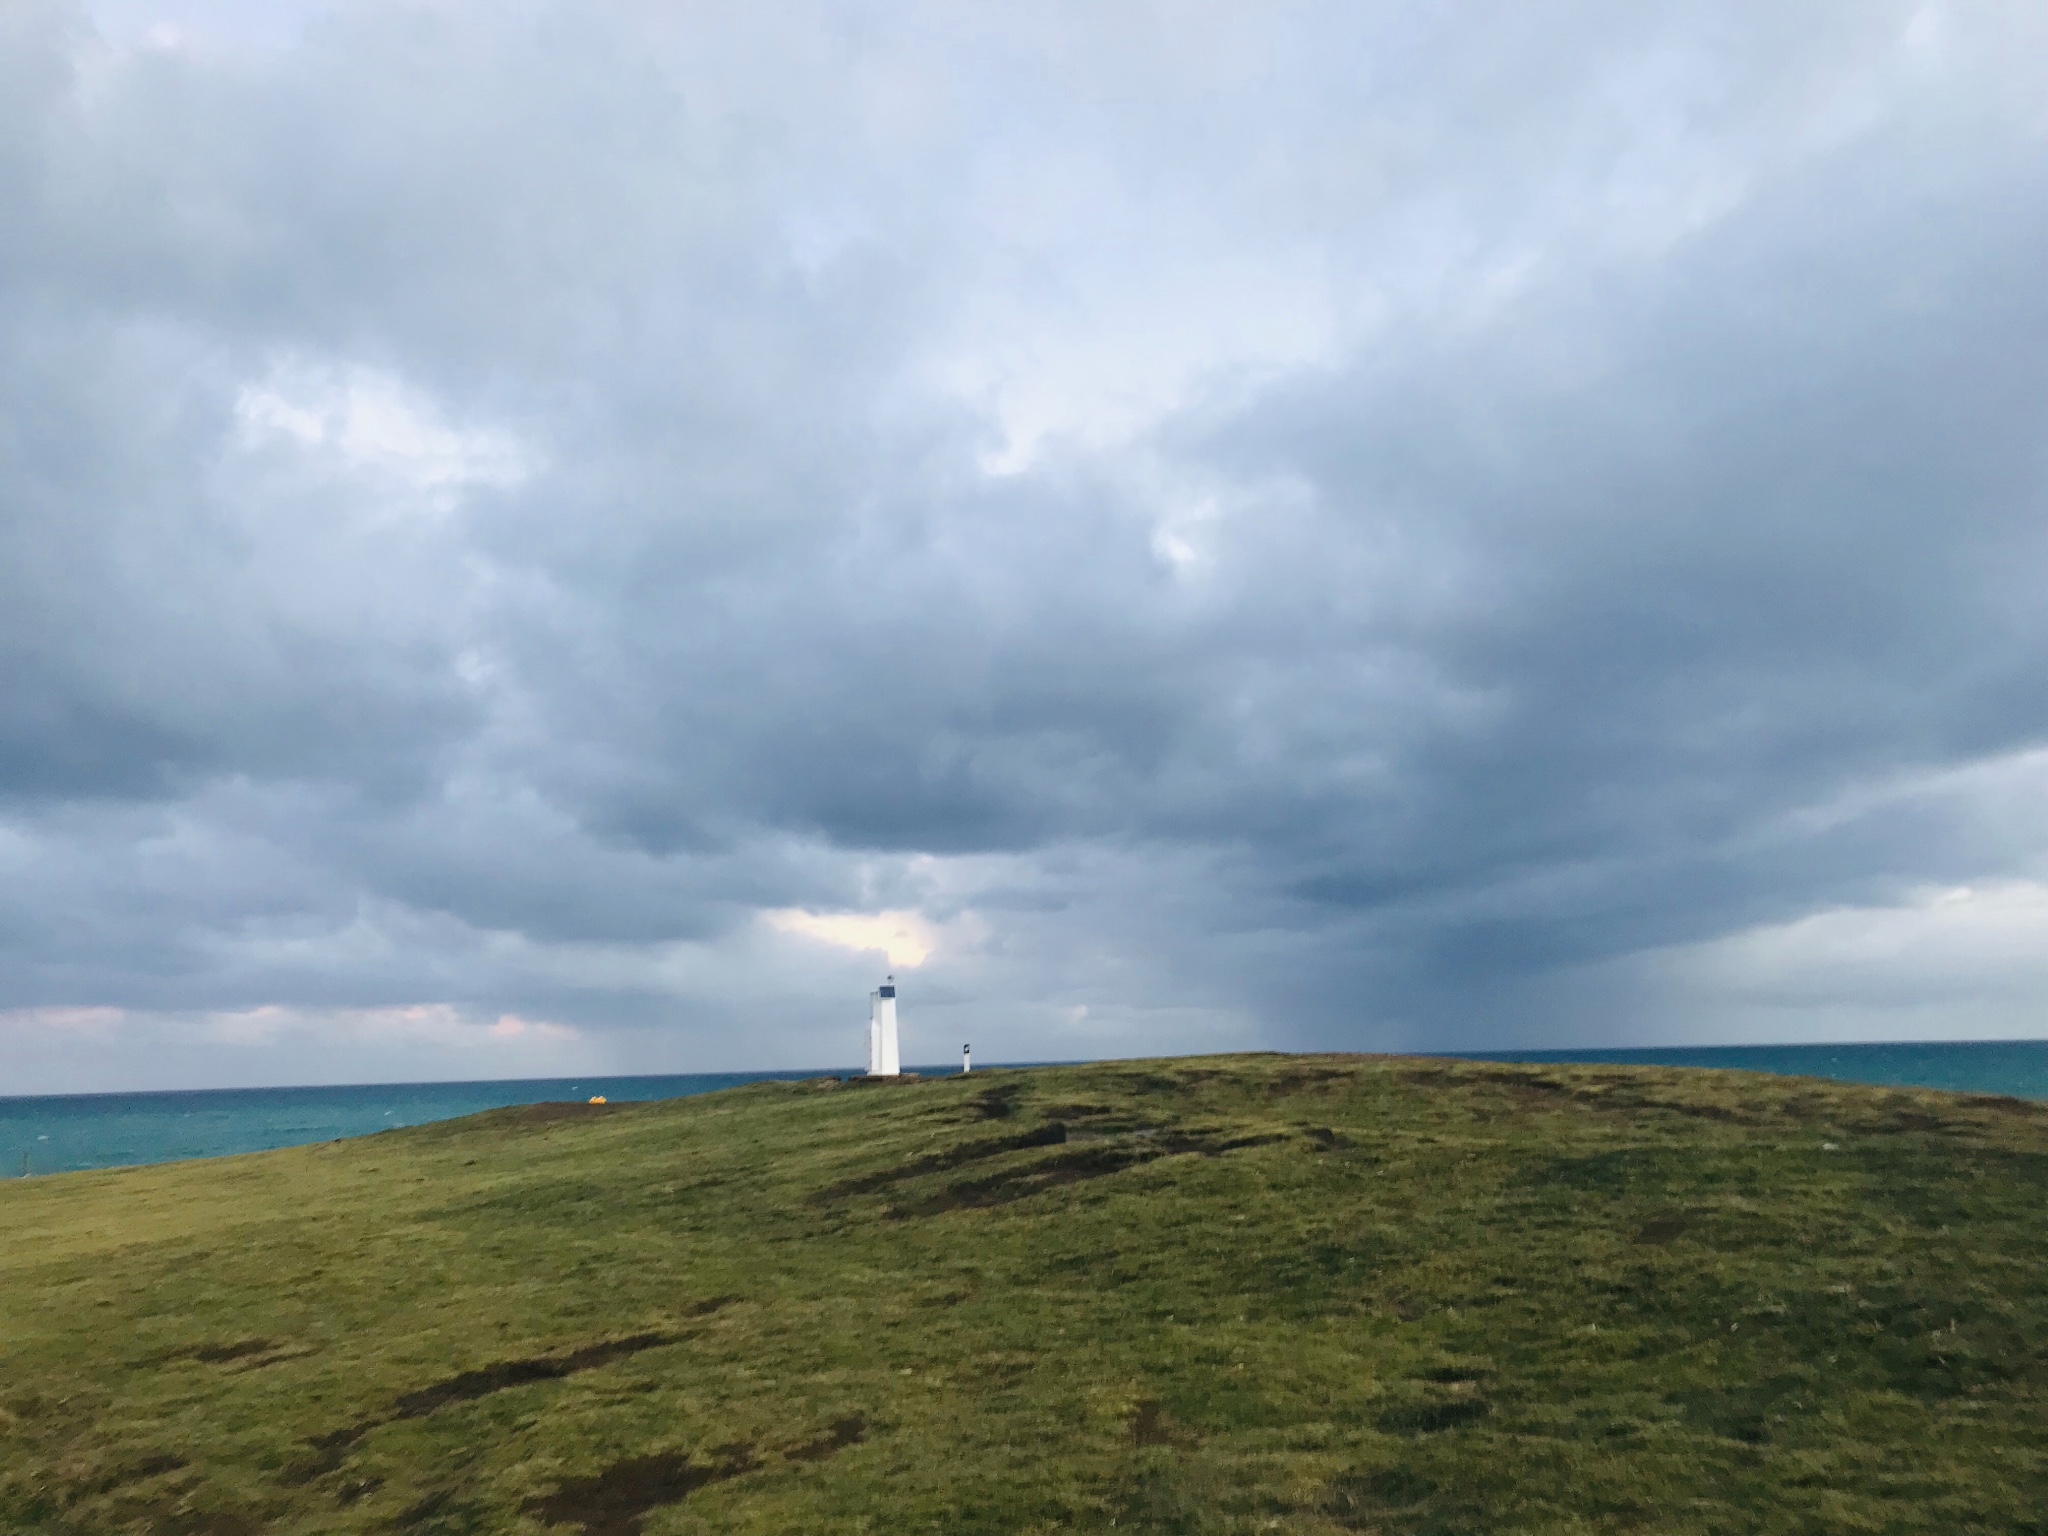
[4,0,2048,1091]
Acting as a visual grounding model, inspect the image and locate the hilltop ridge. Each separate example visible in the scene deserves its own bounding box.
[3,1054,2045,1534]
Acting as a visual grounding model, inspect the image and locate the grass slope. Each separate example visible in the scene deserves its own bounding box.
[2,1054,2046,1535]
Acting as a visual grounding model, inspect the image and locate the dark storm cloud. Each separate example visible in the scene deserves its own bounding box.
[1234,128,2048,996]
[3,0,2047,1088]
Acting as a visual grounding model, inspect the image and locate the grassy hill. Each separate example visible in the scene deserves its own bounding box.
[2,1054,2045,1535]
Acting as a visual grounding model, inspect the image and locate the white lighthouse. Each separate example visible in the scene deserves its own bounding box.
[867,975,901,1077]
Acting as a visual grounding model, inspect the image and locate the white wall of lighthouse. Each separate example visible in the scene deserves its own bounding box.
[867,976,900,1077]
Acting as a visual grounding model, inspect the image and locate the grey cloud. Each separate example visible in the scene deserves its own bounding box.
[3,0,2047,1088]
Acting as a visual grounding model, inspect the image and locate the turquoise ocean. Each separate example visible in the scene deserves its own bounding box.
[5,1041,2046,1176]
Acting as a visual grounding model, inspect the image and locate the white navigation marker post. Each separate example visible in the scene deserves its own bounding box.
[962,1043,971,1074]
[868,975,901,1077]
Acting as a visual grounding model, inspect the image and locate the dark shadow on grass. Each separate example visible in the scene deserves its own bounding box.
[1154,1130,1290,1157]
[1377,1396,1491,1435]
[809,1123,1070,1203]
[784,1415,865,1462]
[143,1505,261,1536]
[67,1451,188,1498]
[1130,1399,1181,1447]
[1324,1465,1437,1527]
[278,1423,378,1486]
[140,1337,310,1373]
[1960,1094,2048,1120]
[968,1083,1022,1119]
[522,1444,759,1536]
[391,1332,674,1418]
[1632,1211,1691,1245]
[388,1488,496,1534]
[1263,1066,1362,1097]
[191,1339,275,1364]
[888,1127,1291,1218]
[895,1144,1158,1217]
[427,1101,633,1135]
[280,1323,724,1485]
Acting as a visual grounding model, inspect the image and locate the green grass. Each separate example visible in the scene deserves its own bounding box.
[2,1053,2046,1534]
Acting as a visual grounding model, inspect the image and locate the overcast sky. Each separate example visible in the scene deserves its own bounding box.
[4,0,2046,1092]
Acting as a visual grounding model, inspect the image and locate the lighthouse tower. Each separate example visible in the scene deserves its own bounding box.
[867,975,901,1077]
